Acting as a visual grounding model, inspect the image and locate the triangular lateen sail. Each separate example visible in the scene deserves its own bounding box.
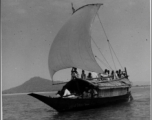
[48,4,104,79]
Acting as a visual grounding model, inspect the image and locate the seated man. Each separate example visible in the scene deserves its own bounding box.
[87,73,92,80]
[97,73,104,80]
[81,70,86,80]
[100,72,109,81]
[115,70,119,79]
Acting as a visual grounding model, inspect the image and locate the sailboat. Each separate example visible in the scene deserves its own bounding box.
[28,3,133,112]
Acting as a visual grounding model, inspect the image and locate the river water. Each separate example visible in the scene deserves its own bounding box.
[2,86,150,120]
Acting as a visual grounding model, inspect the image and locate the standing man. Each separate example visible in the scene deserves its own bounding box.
[71,67,79,79]
[81,70,86,80]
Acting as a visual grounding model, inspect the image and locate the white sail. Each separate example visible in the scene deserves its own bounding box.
[48,4,104,79]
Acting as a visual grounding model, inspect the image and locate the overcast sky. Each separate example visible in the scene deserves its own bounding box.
[2,0,150,90]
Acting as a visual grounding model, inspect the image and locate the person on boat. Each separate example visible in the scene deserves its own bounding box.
[121,71,127,78]
[104,69,107,74]
[74,68,79,77]
[116,70,119,78]
[87,72,92,80]
[118,69,121,78]
[93,89,98,98]
[111,70,114,80]
[71,67,79,79]
[98,73,105,81]
[101,69,109,81]
[107,70,110,80]
[81,70,86,80]
[87,88,98,98]
[97,73,102,80]
[71,67,75,79]
[117,70,121,78]
[63,89,71,97]
[107,70,110,76]
[82,91,88,98]
[115,70,119,79]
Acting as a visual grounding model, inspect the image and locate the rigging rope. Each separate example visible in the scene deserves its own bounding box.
[107,40,117,70]
[97,12,123,70]
[91,37,112,70]
[108,42,123,69]
[95,55,112,70]
[97,13,109,41]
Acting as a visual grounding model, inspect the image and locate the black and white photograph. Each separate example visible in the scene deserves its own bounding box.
[2,0,150,120]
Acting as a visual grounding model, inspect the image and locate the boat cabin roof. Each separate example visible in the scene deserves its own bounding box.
[61,78,131,94]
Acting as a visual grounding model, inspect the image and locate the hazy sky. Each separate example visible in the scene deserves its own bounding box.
[2,0,150,90]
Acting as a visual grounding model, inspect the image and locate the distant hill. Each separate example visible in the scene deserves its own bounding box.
[2,77,65,94]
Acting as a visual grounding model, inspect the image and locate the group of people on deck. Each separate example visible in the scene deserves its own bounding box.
[56,67,127,98]
[71,67,127,81]
[98,69,127,81]
[71,67,93,80]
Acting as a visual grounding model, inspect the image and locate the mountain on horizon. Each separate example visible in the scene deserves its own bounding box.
[2,77,65,94]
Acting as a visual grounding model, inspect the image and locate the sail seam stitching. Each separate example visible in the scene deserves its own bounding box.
[78,36,89,70]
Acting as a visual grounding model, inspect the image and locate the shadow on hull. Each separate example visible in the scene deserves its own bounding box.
[28,92,131,112]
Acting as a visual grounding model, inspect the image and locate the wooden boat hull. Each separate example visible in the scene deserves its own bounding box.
[28,92,132,112]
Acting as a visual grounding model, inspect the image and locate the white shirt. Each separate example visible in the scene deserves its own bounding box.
[63,89,71,96]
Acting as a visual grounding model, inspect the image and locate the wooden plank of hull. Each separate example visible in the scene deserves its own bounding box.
[28,92,131,112]
[98,87,129,97]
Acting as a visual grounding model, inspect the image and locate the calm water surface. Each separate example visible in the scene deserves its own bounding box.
[3,86,150,120]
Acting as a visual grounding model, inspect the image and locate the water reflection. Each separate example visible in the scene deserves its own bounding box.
[51,102,133,120]
[3,87,150,120]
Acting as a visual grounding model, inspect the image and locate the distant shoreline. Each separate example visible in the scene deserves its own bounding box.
[2,91,57,96]
[132,85,150,87]
[2,85,150,95]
